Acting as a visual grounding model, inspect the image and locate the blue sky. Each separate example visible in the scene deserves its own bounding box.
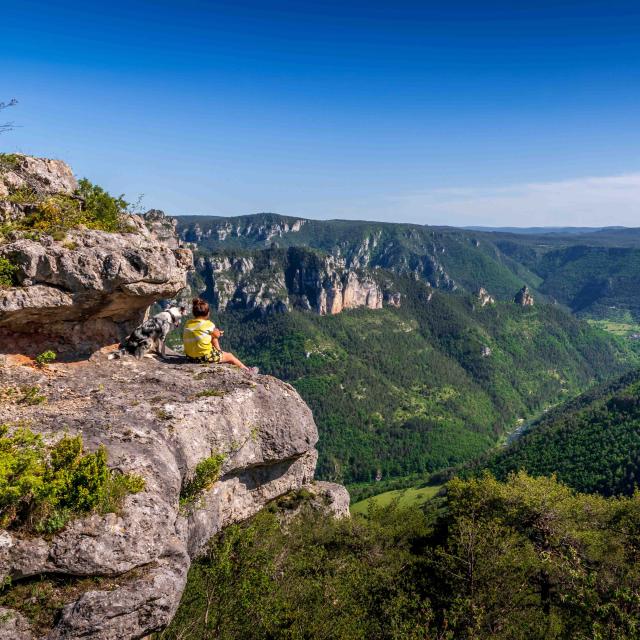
[2,0,640,226]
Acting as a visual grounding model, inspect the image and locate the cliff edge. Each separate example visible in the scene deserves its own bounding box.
[0,157,348,639]
[0,356,348,639]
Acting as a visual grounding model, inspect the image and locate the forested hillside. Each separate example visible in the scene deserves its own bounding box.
[163,472,640,640]
[486,229,640,320]
[481,368,640,495]
[214,278,635,484]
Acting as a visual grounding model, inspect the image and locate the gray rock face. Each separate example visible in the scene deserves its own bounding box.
[514,285,535,306]
[0,155,77,223]
[195,247,388,316]
[309,481,351,518]
[143,209,181,250]
[0,355,332,639]
[0,607,34,640]
[0,219,192,354]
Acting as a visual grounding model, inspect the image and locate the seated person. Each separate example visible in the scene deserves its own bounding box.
[183,298,257,373]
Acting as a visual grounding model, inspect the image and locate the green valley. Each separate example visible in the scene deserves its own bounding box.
[213,282,636,485]
[479,368,640,496]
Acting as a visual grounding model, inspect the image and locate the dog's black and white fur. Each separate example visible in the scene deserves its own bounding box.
[118,305,187,359]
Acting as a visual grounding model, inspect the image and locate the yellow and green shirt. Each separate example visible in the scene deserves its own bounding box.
[183,318,216,358]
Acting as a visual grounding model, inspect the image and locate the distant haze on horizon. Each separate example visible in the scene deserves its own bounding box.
[3,0,640,227]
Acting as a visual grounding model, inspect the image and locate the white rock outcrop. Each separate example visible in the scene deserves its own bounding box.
[0,356,341,639]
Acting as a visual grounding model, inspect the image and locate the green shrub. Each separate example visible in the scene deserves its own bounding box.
[18,386,47,406]
[164,472,640,640]
[0,257,17,288]
[0,153,23,170]
[0,426,145,533]
[1,178,128,235]
[180,453,226,505]
[75,178,128,232]
[34,350,56,367]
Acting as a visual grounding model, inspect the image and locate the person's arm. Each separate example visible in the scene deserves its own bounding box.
[211,326,223,351]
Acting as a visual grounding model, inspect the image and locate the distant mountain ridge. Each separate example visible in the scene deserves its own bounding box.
[177,213,539,305]
[464,225,630,234]
[177,213,640,321]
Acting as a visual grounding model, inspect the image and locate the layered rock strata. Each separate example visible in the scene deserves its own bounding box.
[195,247,395,316]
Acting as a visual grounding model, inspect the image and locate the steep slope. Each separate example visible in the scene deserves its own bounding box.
[209,278,636,484]
[534,246,640,320]
[481,368,640,496]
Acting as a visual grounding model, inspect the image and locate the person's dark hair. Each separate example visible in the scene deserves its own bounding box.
[192,297,210,317]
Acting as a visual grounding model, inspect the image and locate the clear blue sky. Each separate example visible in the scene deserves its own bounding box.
[3,0,640,226]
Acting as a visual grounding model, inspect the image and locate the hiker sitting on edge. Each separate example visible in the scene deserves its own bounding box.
[183,297,258,374]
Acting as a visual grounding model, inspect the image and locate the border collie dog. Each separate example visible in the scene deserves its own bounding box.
[119,305,187,359]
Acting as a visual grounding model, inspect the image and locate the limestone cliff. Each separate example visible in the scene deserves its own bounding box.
[0,356,346,639]
[0,156,192,354]
[178,213,458,295]
[193,246,396,316]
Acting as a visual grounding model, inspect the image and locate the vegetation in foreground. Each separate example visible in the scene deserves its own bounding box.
[0,426,145,534]
[162,472,640,640]
[0,153,130,235]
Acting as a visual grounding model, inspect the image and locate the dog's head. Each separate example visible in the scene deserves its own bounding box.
[167,305,188,327]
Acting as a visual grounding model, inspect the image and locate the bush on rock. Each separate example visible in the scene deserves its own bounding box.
[0,426,145,534]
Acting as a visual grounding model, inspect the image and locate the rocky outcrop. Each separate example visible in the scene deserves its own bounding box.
[192,246,398,316]
[476,287,495,307]
[0,157,192,354]
[0,155,77,223]
[181,214,306,245]
[0,355,341,639]
[514,285,534,307]
[143,209,181,250]
[0,215,192,355]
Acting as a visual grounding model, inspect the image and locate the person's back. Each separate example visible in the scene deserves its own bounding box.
[182,298,257,374]
[183,316,216,359]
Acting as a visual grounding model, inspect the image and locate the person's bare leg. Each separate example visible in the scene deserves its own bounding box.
[220,351,248,370]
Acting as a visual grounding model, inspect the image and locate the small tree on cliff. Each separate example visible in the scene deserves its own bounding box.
[0,98,18,135]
